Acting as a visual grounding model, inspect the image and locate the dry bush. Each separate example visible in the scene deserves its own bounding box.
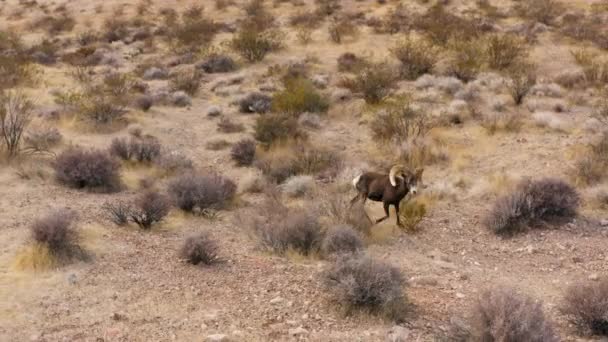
[1,90,33,158]
[571,49,608,86]
[254,144,340,183]
[134,95,153,112]
[328,18,358,44]
[168,173,236,213]
[340,62,397,104]
[337,52,367,73]
[155,150,194,175]
[239,92,272,114]
[254,113,305,147]
[205,139,231,151]
[169,70,202,96]
[229,27,283,63]
[481,111,523,135]
[79,95,128,126]
[484,178,580,235]
[315,0,340,16]
[32,14,76,34]
[373,3,409,34]
[573,132,608,185]
[449,286,558,342]
[561,278,608,336]
[323,254,407,321]
[398,199,427,232]
[281,175,315,198]
[369,98,430,145]
[102,200,131,226]
[23,126,62,154]
[129,191,170,229]
[414,3,480,45]
[272,77,329,115]
[446,38,485,82]
[242,0,276,32]
[217,117,245,133]
[110,136,161,163]
[230,138,256,166]
[54,148,121,192]
[391,35,438,80]
[246,199,323,256]
[321,225,364,257]
[317,189,373,234]
[507,69,537,105]
[180,232,220,265]
[199,54,237,73]
[30,210,84,262]
[514,0,564,25]
[484,33,528,71]
[167,12,219,51]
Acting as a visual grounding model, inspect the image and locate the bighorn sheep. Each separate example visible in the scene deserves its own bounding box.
[351,165,423,227]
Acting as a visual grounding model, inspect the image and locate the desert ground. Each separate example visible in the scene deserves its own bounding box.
[1,0,608,341]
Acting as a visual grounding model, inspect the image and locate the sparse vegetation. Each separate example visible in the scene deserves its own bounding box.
[340,62,397,104]
[230,138,256,166]
[398,199,427,232]
[180,232,220,265]
[168,173,236,214]
[128,191,171,230]
[272,77,329,115]
[562,278,608,336]
[485,178,580,235]
[508,69,537,105]
[391,35,438,80]
[230,27,283,63]
[1,90,33,158]
[254,113,304,147]
[321,225,364,257]
[54,148,121,192]
[30,210,84,263]
[323,254,408,321]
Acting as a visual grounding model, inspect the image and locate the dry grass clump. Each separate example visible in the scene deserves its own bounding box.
[317,188,373,234]
[391,35,438,80]
[166,9,219,51]
[446,38,485,83]
[573,132,608,185]
[168,172,236,214]
[109,136,161,163]
[484,33,528,71]
[217,117,245,133]
[199,54,237,73]
[128,191,171,230]
[507,69,537,105]
[254,144,340,183]
[169,70,202,96]
[231,139,256,166]
[484,178,580,235]
[54,148,121,192]
[23,126,62,154]
[571,49,608,86]
[239,92,272,114]
[254,113,305,147]
[340,62,397,104]
[397,199,427,232]
[480,111,524,135]
[323,254,408,321]
[337,52,367,73]
[230,5,283,64]
[32,13,76,34]
[281,175,316,198]
[30,210,85,263]
[272,77,329,115]
[1,90,34,158]
[328,18,359,44]
[448,287,558,342]
[561,278,608,336]
[514,0,564,25]
[414,3,480,46]
[180,232,220,265]
[369,98,430,145]
[321,225,364,257]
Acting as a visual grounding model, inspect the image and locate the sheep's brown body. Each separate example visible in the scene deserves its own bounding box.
[351,166,423,227]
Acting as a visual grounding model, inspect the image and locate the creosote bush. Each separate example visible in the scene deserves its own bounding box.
[561,278,608,336]
[340,62,397,104]
[54,148,121,192]
[321,225,364,257]
[484,33,528,71]
[272,77,329,115]
[129,191,171,230]
[254,113,305,147]
[30,210,84,262]
[449,286,558,342]
[180,232,220,265]
[508,69,536,106]
[485,178,580,235]
[230,138,256,166]
[323,254,407,321]
[391,35,438,80]
[230,27,283,63]
[168,173,236,213]
[109,136,161,163]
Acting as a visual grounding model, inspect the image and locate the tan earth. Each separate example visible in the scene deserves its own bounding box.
[1,0,608,341]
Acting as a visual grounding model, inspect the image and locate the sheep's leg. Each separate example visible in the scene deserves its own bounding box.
[350,193,367,207]
[375,202,390,223]
[394,202,403,227]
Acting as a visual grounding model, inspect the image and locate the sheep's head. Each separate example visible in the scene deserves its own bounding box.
[405,168,424,195]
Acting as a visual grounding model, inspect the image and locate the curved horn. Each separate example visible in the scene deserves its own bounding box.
[389,164,406,187]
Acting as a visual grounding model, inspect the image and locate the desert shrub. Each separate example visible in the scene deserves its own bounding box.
[369,98,430,144]
[398,199,427,232]
[391,36,437,80]
[31,14,76,34]
[318,189,373,234]
[102,200,131,226]
[321,225,364,257]
[54,148,121,192]
[155,150,194,174]
[254,113,304,147]
[205,139,231,151]
[485,178,580,235]
[1,90,34,158]
[562,278,608,336]
[281,175,315,198]
[484,33,528,71]
[414,3,480,45]
[230,138,256,166]
[316,0,340,16]
[372,3,409,34]
[247,200,323,255]
[323,254,407,321]
[230,27,283,63]
[217,117,245,133]
[199,54,237,73]
[128,191,170,229]
[180,232,220,265]
[272,77,329,115]
[79,95,127,126]
[134,95,153,112]
[337,52,367,73]
[254,144,339,183]
[168,13,218,51]
[0,31,36,89]
[514,0,564,25]
[574,132,608,185]
[23,126,62,153]
[340,62,397,104]
[571,49,608,86]
[168,173,236,213]
[446,38,485,82]
[508,69,536,105]
[451,286,558,342]
[169,70,202,96]
[328,18,358,44]
[242,0,275,32]
[239,92,272,114]
[109,136,161,163]
[31,210,83,262]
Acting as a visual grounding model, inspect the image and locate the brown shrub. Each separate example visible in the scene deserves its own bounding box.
[79,96,128,126]
[254,113,304,147]
[369,98,430,144]
[180,232,220,265]
[507,69,536,105]
[230,138,256,166]
[168,173,236,213]
[562,278,608,336]
[254,145,339,183]
[337,52,367,73]
[484,33,528,71]
[484,178,580,235]
[391,35,438,80]
[323,254,407,321]
[31,210,84,261]
[134,95,153,112]
[272,77,329,115]
[198,54,237,73]
[109,136,161,163]
[446,38,485,82]
[1,90,34,158]
[321,225,364,257]
[54,148,121,192]
[129,191,170,230]
[169,70,202,96]
[23,126,62,153]
[328,18,358,44]
[229,27,283,63]
[217,117,245,133]
[574,132,608,185]
[449,286,558,341]
[414,3,480,45]
[239,92,272,114]
[102,200,131,226]
[514,0,564,25]
[168,14,218,51]
[340,62,397,104]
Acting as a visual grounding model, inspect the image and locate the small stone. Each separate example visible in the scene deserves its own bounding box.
[205,334,229,342]
[600,219,608,227]
[410,276,438,286]
[456,292,466,299]
[387,325,411,342]
[589,273,599,281]
[288,326,309,336]
[171,91,192,107]
[67,273,77,285]
[207,105,222,117]
[269,296,284,305]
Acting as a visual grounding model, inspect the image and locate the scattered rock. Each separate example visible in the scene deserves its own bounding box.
[288,326,309,336]
[205,334,229,342]
[269,296,284,305]
[207,106,222,117]
[589,273,599,281]
[387,325,410,342]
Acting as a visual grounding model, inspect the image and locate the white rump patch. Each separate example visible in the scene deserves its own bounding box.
[352,175,361,189]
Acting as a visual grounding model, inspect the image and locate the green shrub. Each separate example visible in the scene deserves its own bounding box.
[272,77,329,115]
[340,62,397,104]
[230,28,283,63]
[254,113,304,147]
[484,33,528,71]
[391,35,438,80]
